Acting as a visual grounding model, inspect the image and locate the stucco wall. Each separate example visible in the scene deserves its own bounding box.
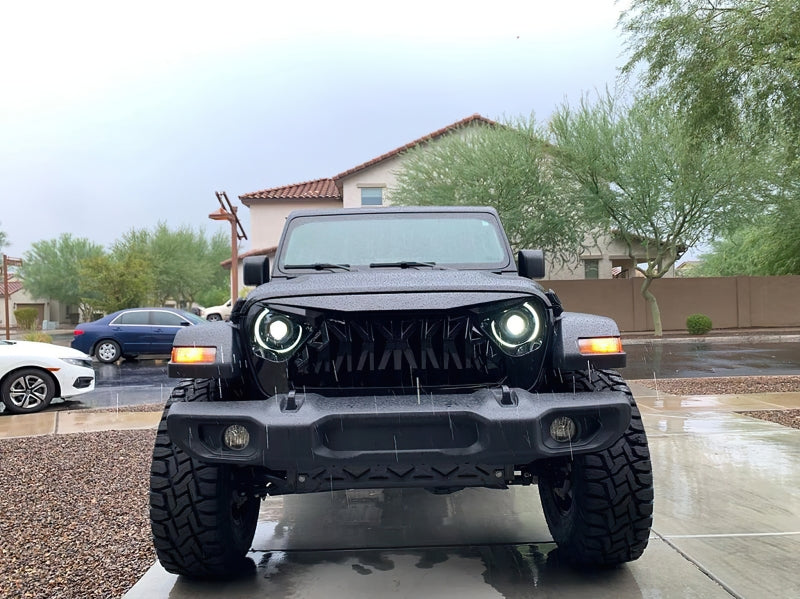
[340,156,402,208]
[248,198,342,249]
[548,275,800,332]
[545,233,677,281]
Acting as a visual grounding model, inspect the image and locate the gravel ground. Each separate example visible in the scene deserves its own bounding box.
[631,374,800,396]
[741,409,800,429]
[0,430,156,599]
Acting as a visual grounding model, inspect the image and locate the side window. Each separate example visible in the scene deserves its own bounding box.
[583,259,599,279]
[360,187,383,206]
[113,311,151,325]
[152,311,185,326]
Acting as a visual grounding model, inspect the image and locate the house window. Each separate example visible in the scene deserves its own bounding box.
[360,187,383,206]
[584,259,599,279]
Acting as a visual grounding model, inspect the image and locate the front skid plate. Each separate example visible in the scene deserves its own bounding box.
[167,387,631,470]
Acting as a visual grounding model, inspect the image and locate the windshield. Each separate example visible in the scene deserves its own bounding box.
[181,311,208,325]
[280,213,510,270]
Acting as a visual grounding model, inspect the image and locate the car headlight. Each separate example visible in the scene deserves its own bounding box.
[61,357,93,369]
[252,309,308,362]
[483,302,543,356]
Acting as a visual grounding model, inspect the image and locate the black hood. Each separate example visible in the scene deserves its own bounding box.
[244,270,548,313]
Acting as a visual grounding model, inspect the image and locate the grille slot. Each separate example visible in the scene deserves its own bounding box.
[289,314,507,390]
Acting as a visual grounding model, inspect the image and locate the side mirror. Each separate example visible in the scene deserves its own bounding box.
[244,256,270,286]
[518,250,545,279]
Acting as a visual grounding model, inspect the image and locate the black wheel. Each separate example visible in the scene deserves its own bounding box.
[149,379,260,578]
[95,339,121,363]
[538,369,653,566]
[206,313,223,322]
[1,368,56,414]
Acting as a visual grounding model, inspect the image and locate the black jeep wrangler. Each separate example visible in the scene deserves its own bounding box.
[149,206,653,578]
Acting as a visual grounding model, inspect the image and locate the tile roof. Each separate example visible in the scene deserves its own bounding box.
[239,114,496,202]
[333,114,496,181]
[0,279,23,297]
[240,178,340,203]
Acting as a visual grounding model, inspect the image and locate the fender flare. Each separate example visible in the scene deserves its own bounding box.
[168,322,242,379]
[551,311,626,371]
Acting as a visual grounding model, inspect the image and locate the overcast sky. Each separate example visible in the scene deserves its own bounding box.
[1,0,630,257]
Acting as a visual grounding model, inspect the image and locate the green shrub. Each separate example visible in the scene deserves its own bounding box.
[23,331,53,343]
[13,307,38,330]
[686,313,713,335]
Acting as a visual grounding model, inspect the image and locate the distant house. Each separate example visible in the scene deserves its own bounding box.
[0,277,67,329]
[238,114,677,280]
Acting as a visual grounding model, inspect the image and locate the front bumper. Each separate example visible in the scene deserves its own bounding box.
[167,387,631,475]
[57,366,95,398]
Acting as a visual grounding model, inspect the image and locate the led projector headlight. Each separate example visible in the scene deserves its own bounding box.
[252,309,307,362]
[484,302,543,356]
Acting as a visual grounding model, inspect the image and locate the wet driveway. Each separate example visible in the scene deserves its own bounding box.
[126,385,800,598]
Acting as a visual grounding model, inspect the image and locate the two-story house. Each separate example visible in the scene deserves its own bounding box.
[235,114,670,281]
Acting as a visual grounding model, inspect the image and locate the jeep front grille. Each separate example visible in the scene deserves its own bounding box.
[288,314,508,391]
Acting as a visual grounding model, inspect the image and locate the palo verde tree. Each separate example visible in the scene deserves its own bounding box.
[19,234,105,321]
[621,0,800,275]
[391,119,595,263]
[549,92,767,335]
[113,223,230,306]
[621,0,800,147]
[79,253,155,313]
[695,181,800,276]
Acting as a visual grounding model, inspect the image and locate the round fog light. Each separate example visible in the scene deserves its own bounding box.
[223,425,250,450]
[550,417,577,443]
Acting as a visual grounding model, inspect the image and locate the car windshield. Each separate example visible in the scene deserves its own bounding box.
[180,311,208,325]
[280,213,509,269]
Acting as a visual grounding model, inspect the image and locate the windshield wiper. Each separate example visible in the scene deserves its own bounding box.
[284,263,352,272]
[369,261,441,269]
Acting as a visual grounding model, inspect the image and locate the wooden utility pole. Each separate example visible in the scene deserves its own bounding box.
[209,192,247,305]
[3,254,23,340]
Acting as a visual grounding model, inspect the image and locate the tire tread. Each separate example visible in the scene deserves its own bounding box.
[539,369,654,565]
[148,379,258,578]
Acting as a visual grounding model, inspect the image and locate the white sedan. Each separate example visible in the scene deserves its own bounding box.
[200,298,233,321]
[0,340,95,414]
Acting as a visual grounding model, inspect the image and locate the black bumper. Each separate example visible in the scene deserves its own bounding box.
[167,387,631,473]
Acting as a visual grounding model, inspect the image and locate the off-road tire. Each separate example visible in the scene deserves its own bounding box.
[149,379,260,578]
[538,369,653,566]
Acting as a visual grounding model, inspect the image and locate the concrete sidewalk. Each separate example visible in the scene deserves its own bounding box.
[0,408,161,438]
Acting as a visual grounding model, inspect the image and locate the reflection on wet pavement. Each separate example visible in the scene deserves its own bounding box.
[623,341,800,379]
[129,536,734,599]
[252,487,549,552]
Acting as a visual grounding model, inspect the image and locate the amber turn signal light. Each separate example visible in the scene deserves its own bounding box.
[171,347,217,364]
[578,337,623,355]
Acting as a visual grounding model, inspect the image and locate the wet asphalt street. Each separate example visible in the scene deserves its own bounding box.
[69,339,800,408]
[621,340,800,379]
[75,359,173,408]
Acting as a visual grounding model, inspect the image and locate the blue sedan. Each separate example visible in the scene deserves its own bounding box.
[71,308,207,363]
